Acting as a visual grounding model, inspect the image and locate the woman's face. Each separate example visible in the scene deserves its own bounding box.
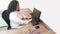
[16,3,20,11]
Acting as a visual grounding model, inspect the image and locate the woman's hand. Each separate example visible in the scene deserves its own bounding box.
[22,18,25,20]
[21,17,27,20]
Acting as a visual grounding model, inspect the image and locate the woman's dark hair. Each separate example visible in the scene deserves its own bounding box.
[7,0,18,13]
[2,0,19,30]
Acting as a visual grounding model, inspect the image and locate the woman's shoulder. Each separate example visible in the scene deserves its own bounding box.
[9,12,17,17]
[10,11,17,15]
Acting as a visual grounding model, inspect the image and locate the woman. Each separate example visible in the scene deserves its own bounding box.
[9,0,30,28]
[2,0,29,29]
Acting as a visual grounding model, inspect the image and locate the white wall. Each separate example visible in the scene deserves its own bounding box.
[0,0,60,34]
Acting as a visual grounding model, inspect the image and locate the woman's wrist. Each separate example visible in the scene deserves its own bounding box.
[22,18,25,20]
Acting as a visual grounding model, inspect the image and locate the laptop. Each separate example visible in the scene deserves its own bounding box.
[31,8,41,26]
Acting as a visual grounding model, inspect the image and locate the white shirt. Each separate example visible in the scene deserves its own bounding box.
[9,11,29,28]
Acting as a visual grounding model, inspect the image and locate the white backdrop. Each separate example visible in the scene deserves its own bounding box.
[0,0,60,34]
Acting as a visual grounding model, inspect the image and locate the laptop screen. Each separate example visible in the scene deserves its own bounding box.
[32,8,41,18]
[31,8,41,26]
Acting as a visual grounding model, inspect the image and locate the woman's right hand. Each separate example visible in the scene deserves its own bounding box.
[22,18,25,20]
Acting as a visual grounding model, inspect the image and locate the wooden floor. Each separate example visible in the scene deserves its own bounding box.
[0,20,56,34]
[39,20,56,34]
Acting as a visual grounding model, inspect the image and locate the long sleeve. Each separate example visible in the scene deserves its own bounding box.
[9,12,28,24]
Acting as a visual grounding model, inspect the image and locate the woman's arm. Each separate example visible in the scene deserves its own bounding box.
[9,12,28,24]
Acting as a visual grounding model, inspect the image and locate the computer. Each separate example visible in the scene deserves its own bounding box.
[32,8,41,19]
[31,8,41,29]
